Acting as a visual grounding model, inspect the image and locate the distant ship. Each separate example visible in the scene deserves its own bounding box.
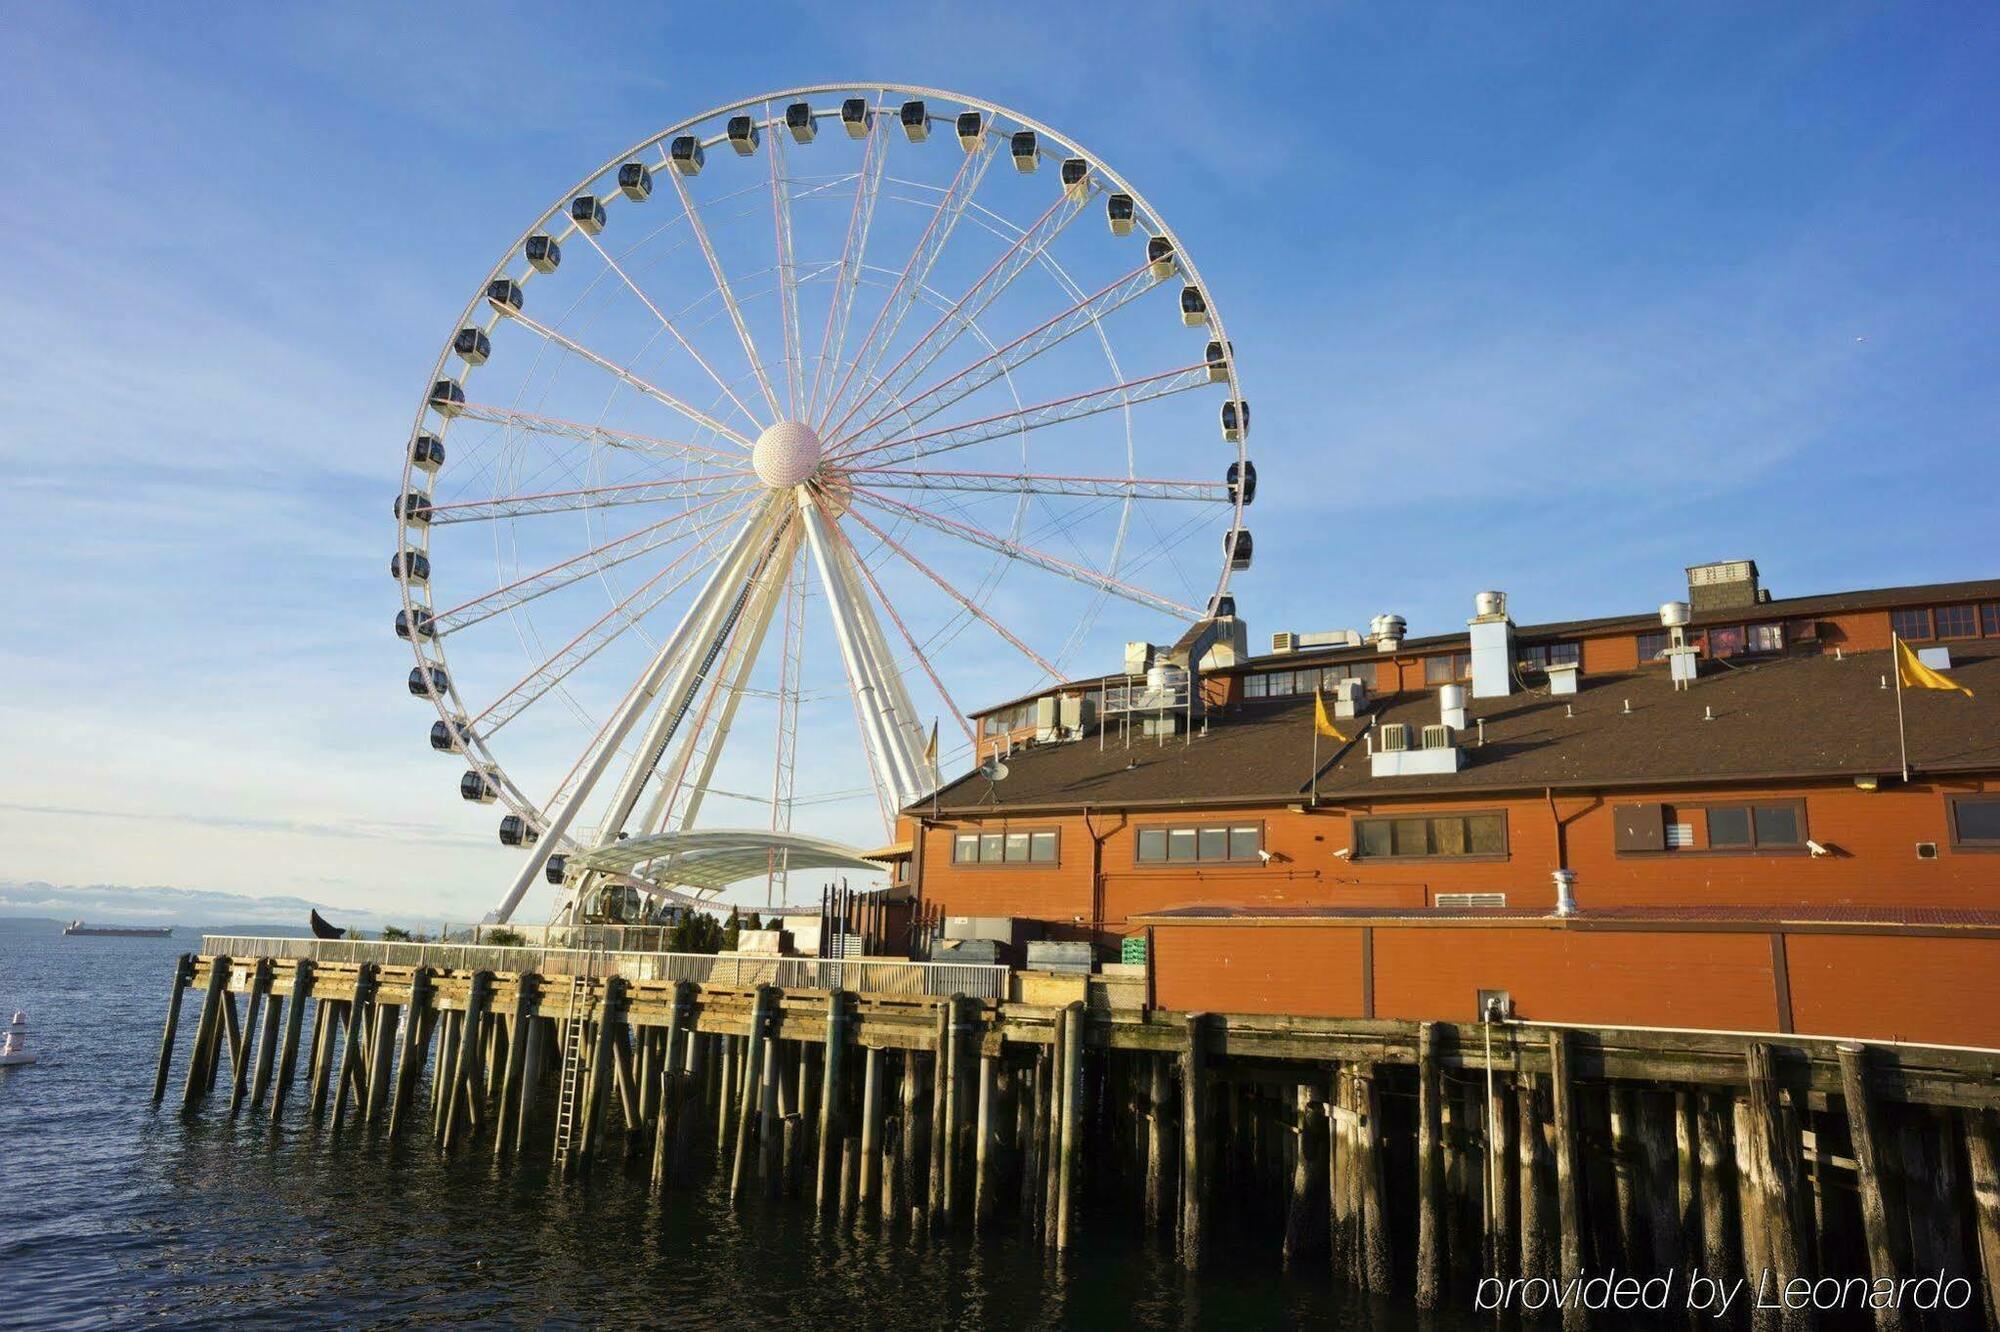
[62,920,173,938]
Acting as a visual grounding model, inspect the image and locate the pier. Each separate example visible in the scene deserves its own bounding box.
[158,938,2000,1323]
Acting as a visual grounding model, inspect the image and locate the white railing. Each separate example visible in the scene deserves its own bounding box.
[197,936,1008,1000]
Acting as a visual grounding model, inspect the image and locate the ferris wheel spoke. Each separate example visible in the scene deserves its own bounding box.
[574,230,764,431]
[834,362,1212,469]
[814,139,998,435]
[500,309,756,447]
[768,554,807,860]
[766,113,804,421]
[426,474,755,524]
[853,467,1230,503]
[830,519,977,753]
[834,260,1160,453]
[805,101,888,425]
[469,500,761,734]
[822,191,1087,443]
[451,402,748,466]
[667,168,785,424]
[839,502,1064,682]
[430,490,756,634]
[849,489,1202,621]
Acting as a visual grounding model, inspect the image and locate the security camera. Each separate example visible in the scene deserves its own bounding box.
[1256,848,1274,863]
[1807,840,1832,858]
[1331,847,1352,859]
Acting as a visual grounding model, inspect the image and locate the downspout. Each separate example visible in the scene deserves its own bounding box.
[1545,787,1576,916]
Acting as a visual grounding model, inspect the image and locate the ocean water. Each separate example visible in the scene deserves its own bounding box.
[0,919,1465,1329]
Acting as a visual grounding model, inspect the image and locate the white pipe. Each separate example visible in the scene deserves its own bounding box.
[484,505,774,924]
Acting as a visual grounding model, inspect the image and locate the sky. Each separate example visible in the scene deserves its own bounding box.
[2,3,1995,923]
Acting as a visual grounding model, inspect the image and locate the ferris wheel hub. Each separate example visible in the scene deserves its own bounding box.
[752,419,824,488]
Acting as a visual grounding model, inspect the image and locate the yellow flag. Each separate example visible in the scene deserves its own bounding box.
[923,719,939,763]
[1313,687,1348,741]
[1897,638,1973,697]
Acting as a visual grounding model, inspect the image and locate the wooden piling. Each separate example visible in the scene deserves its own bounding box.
[758,1031,782,1195]
[364,1002,398,1123]
[1549,1030,1586,1332]
[1741,1042,1810,1332]
[228,958,271,1118]
[1056,1001,1084,1252]
[1415,1021,1446,1309]
[249,988,283,1113]
[670,1022,706,1180]
[1838,1044,1909,1332]
[1517,1072,1555,1285]
[1637,1089,1679,1275]
[651,981,689,1192]
[153,954,193,1105]
[388,969,432,1138]
[444,971,493,1151]
[1965,1108,2000,1332]
[1043,1009,1066,1245]
[1486,1071,1516,1281]
[815,990,848,1212]
[1696,1088,1738,1289]
[181,957,229,1114]
[1144,1054,1172,1234]
[332,966,376,1126]
[974,1048,997,1229]
[900,1050,925,1230]
[729,987,771,1199]
[929,1000,951,1229]
[1180,1012,1208,1271]
[1284,1080,1326,1270]
[859,1045,883,1215]
[215,989,241,1096]
[269,960,311,1124]
[1020,1051,1045,1234]
[943,994,966,1227]
[309,999,342,1122]
[493,978,534,1157]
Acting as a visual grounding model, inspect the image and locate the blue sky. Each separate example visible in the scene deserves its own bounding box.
[2,3,1994,921]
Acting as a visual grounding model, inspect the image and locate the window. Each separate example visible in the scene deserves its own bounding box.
[1934,604,1978,639]
[982,700,1037,734]
[1243,673,1268,699]
[1891,608,1933,642]
[1707,625,1746,659]
[1982,604,2000,637]
[1517,643,1581,673]
[1135,822,1263,864]
[1949,796,2000,848]
[1637,630,1671,662]
[1747,623,1784,654]
[1423,653,1471,685]
[952,826,1059,865]
[1320,664,1357,687]
[1353,812,1506,859]
[1702,803,1805,851]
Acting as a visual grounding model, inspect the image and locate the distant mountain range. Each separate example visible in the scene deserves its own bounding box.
[0,879,407,931]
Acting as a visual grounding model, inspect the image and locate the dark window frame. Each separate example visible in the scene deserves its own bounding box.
[1132,819,1266,866]
[1932,604,1980,641]
[1613,799,1811,856]
[1422,652,1472,685]
[1352,810,1510,862]
[949,824,1062,868]
[1947,794,2000,851]
[1890,607,1934,643]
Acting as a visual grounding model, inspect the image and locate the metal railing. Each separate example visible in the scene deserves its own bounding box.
[197,936,1008,1000]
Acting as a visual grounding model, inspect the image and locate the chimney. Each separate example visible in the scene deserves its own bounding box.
[1468,590,1514,699]
[1685,559,1761,612]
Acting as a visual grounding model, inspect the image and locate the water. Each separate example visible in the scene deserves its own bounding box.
[0,919,1459,1329]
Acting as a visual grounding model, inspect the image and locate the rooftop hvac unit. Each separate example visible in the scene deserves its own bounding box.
[1035,695,1060,741]
[1378,722,1410,753]
[1299,629,1362,648]
[1420,724,1453,751]
[1271,631,1299,654]
[1370,613,1407,652]
[1142,715,1181,738]
[1058,694,1096,735]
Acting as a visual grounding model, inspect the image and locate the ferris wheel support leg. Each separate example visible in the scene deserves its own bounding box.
[796,489,928,813]
[483,505,779,925]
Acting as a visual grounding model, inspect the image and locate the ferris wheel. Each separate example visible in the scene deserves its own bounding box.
[390,83,1256,924]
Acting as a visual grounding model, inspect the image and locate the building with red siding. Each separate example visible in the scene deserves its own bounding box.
[901,562,2000,1046]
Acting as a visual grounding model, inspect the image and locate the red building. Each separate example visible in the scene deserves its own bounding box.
[904,562,2000,1047]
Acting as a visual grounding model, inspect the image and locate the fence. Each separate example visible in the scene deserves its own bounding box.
[197,936,1008,1001]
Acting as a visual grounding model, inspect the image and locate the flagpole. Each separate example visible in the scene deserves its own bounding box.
[1311,715,1321,806]
[1893,631,1910,782]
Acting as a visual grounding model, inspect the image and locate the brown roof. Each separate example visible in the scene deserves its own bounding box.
[925,644,2000,813]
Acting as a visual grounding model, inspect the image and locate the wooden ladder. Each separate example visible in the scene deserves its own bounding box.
[551,973,590,1162]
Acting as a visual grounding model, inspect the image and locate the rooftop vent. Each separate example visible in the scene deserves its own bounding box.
[1685,559,1761,612]
[1271,628,1361,654]
[1468,589,1515,700]
[1378,722,1410,753]
[1369,614,1407,653]
[1420,723,1453,751]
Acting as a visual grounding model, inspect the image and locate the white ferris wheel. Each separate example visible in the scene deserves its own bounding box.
[390,84,1256,925]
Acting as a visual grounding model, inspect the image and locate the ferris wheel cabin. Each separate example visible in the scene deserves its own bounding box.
[524,233,561,273]
[1106,193,1136,236]
[497,814,540,847]
[1224,528,1254,572]
[427,380,465,417]
[617,162,653,201]
[430,717,473,753]
[1227,459,1257,505]
[1060,157,1091,201]
[955,111,983,150]
[459,769,499,803]
[1146,236,1176,279]
[726,115,759,155]
[784,101,815,143]
[395,607,436,641]
[391,549,430,584]
[669,135,705,175]
[1221,398,1251,443]
[1010,131,1038,172]
[407,664,448,699]
[841,98,871,138]
[1205,339,1233,383]
[409,433,445,473]
[569,195,606,235]
[1180,286,1208,326]
[394,492,433,525]
[453,327,490,366]
[899,100,929,142]
[485,278,523,313]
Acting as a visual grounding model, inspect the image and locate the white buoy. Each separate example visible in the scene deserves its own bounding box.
[0,1010,37,1067]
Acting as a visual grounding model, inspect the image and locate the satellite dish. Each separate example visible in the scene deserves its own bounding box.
[977,757,1010,782]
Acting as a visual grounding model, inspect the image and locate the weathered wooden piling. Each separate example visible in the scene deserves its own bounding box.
[1180,1011,1208,1270]
[815,989,848,1212]
[1414,1022,1446,1309]
[1055,1000,1084,1252]
[181,956,229,1114]
[1549,1030,1586,1332]
[859,1045,883,1215]
[729,986,771,1199]
[153,953,193,1105]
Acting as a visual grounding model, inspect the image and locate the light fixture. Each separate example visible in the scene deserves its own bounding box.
[1854,775,1879,791]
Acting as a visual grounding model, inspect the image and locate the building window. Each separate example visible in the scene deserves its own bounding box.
[1320,664,1357,687]
[1747,623,1784,654]
[1934,604,1979,639]
[1637,630,1671,662]
[1949,796,2000,849]
[952,827,1058,865]
[1707,625,1746,659]
[1702,803,1805,851]
[1423,653,1471,685]
[1891,608,1933,642]
[1354,812,1507,859]
[1135,823,1263,864]
[981,701,1036,735]
[1517,643,1581,673]
[1982,604,2000,637]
